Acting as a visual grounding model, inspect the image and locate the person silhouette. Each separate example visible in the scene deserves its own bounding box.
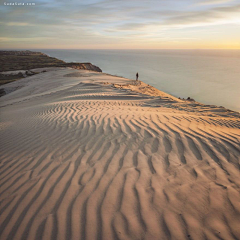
[136,72,139,81]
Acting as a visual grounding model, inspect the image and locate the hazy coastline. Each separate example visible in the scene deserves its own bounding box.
[36,49,240,112]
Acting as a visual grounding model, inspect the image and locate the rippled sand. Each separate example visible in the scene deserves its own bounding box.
[0,68,240,240]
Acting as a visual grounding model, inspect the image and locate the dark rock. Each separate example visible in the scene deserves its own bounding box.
[0,88,6,97]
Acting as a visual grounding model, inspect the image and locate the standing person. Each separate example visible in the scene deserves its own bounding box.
[136,72,139,81]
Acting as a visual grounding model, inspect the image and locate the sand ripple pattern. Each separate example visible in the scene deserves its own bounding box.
[1,80,240,240]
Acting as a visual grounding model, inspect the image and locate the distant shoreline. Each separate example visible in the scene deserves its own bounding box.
[0,50,102,85]
[1,50,239,113]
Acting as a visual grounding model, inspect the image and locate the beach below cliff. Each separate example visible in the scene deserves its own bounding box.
[0,67,240,240]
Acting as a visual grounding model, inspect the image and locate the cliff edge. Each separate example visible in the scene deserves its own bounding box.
[0,50,102,85]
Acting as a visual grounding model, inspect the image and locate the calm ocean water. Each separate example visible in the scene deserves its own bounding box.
[40,49,240,112]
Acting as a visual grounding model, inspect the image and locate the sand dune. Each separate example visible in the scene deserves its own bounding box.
[0,68,240,240]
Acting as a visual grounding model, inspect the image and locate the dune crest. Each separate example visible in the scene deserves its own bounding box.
[0,68,240,240]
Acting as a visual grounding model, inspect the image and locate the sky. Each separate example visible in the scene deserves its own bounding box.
[0,0,240,49]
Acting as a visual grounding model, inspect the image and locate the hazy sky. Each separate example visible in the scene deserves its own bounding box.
[0,0,240,49]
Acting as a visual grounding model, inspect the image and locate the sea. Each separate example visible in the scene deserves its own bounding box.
[39,49,240,112]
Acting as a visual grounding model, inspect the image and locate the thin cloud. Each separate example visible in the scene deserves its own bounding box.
[196,0,234,6]
[6,22,34,26]
[163,4,240,26]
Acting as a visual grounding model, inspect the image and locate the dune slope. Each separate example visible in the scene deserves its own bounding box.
[0,68,240,240]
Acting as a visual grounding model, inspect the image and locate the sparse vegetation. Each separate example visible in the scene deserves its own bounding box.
[0,50,102,85]
[0,51,65,72]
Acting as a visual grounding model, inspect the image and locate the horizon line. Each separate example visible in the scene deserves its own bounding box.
[1,48,240,51]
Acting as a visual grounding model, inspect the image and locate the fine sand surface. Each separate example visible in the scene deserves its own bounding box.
[0,67,240,240]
